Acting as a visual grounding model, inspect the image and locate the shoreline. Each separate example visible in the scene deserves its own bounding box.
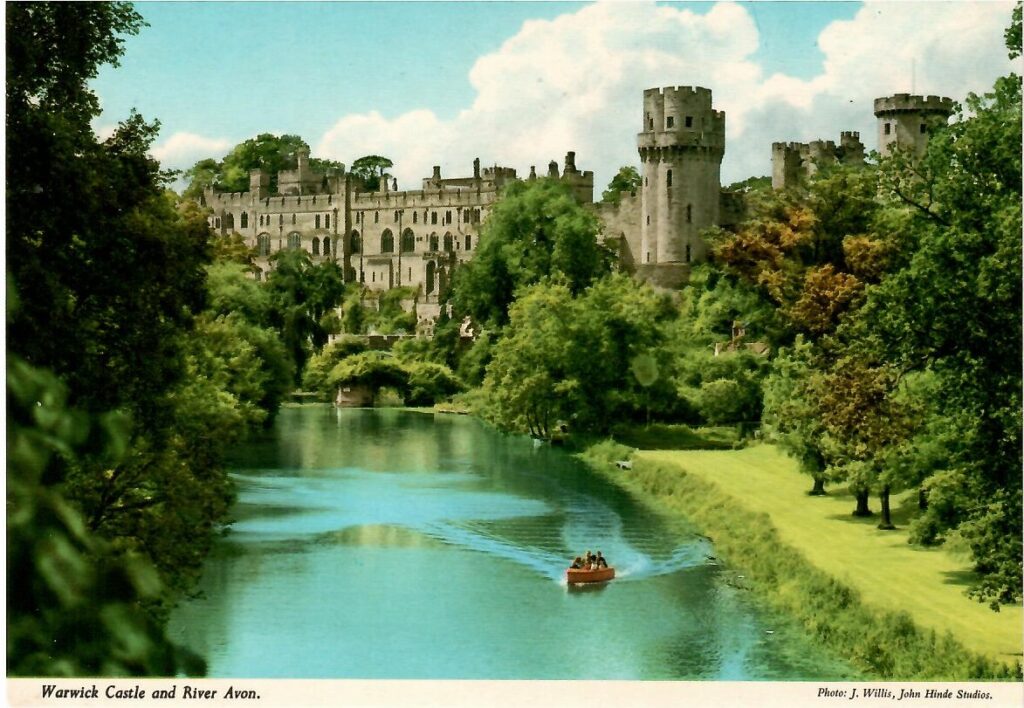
[578,440,1021,681]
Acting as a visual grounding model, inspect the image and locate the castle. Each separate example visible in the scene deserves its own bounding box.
[204,86,953,314]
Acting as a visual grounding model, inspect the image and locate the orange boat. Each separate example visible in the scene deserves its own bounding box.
[566,567,615,584]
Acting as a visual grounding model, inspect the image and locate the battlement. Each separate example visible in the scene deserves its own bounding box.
[874,94,954,116]
[643,85,714,100]
[772,141,806,153]
[840,131,860,140]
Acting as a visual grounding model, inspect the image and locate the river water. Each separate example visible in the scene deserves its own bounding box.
[168,406,851,680]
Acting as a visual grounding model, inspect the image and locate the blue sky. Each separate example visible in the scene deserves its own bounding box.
[92,2,1016,187]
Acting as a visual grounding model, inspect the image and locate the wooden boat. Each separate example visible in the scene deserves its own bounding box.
[566,566,615,584]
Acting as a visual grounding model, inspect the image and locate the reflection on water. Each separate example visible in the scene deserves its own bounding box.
[168,406,852,680]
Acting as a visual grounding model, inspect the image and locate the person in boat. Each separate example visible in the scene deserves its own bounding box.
[570,556,584,569]
[584,550,594,569]
[596,551,608,569]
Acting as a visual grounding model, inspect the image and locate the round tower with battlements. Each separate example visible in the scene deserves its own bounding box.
[637,86,725,288]
[874,94,954,158]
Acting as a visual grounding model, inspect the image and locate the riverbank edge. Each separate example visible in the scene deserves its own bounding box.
[578,440,1020,681]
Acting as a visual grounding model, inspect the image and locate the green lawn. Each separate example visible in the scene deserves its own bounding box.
[637,445,1023,663]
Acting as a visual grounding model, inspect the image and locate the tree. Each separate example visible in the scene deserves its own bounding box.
[762,338,829,496]
[350,155,394,191]
[860,36,1022,604]
[452,178,614,326]
[265,249,346,381]
[601,166,641,204]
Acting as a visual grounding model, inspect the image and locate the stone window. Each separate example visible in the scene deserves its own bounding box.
[328,195,332,205]
[408,267,412,281]
[920,123,927,134]
[464,210,470,223]
[395,210,400,223]
[297,197,301,205]
[315,215,321,229]
[446,210,453,224]
[401,229,415,253]
[431,212,438,225]
[686,244,691,263]
[413,211,418,224]
[374,211,380,224]
[323,237,330,256]
[465,235,472,251]
[666,169,673,188]
[685,116,693,128]
[686,204,692,223]
[312,237,321,256]
[884,123,891,135]
[443,233,453,252]
[279,214,284,226]
[648,118,654,130]
[430,233,439,252]
[240,212,248,229]
[372,272,376,283]
[325,214,330,229]
[666,116,674,128]
[292,214,296,225]
[646,252,651,263]
[312,196,317,204]
[287,232,301,250]
[224,213,234,229]
[350,231,361,253]
[381,229,394,253]
[646,215,650,225]
[257,234,271,256]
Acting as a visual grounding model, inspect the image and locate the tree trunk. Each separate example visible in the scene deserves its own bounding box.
[878,485,895,530]
[852,488,873,517]
[807,475,827,496]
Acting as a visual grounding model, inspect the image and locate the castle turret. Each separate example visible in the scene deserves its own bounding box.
[839,131,865,165]
[637,86,725,287]
[874,94,954,158]
[772,142,804,190]
[249,168,270,199]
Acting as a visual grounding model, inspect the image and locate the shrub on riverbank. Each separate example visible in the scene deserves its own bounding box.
[581,444,1020,680]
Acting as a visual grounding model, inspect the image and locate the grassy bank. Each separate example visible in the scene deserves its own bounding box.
[582,441,1022,680]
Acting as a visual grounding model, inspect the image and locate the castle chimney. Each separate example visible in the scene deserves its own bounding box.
[564,151,577,174]
[529,166,537,180]
[392,178,398,192]
[473,158,480,179]
[432,165,441,181]
[547,160,559,178]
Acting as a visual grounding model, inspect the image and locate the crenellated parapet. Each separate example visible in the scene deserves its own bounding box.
[637,85,726,160]
[873,94,954,116]
[874,93,954,158]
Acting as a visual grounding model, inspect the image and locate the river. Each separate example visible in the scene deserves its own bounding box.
[167,406,851,680]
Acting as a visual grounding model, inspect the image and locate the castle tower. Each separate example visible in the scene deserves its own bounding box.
[637,86,725,288]
[874,94,954,158]
[839,131,865,165]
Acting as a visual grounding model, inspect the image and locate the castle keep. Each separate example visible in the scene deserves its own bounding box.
[206,87,952,311]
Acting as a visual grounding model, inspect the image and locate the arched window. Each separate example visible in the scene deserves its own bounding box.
[350,231,361,253]
[287,232,301,250]
[413,212,418,224]
[240,212,248,229]
[323,237,330,256]
[315,214,321,229]
[465,235,472,251]
[443,232,453,252]
[381,229,394,253]
[666,169,673,188]
[374,211,379,224]
[431,212,438,225]
[224,213,234,229]
[430,233,439,252]
[257,233,271,256]
[292,214,296,225]
[395,210,400,223]
[325,214,330,229]
[312,237,321,256]
[426,261,436,294]
[401,228,415,253]
[445,210,452,224]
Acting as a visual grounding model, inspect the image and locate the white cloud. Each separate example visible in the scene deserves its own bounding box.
[316,1,1016,189]
[150,131,231,171]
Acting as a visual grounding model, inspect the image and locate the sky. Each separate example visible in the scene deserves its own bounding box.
[92,1,1020,191]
